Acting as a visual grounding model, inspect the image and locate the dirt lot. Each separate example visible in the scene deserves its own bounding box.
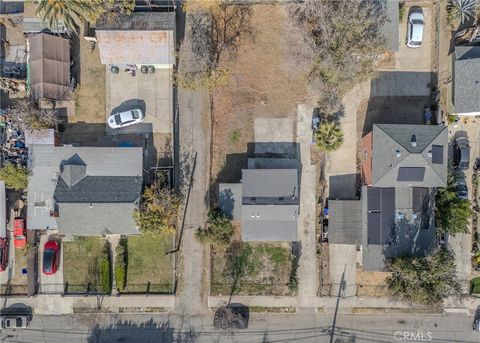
[356,268,390,297]
[211,242,294,296]
[211,4,311,191]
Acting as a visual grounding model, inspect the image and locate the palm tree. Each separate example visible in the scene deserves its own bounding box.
[35,0,95,33]
[447,0,477,24]
[314,121,343,152]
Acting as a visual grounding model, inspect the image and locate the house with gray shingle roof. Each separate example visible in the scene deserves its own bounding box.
[329,124,447,271]
[219,162,299,241]
[454,46,480,116]
[27,146,143,235]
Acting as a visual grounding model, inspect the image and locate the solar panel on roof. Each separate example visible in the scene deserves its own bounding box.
[431,145,444,164]
[397,167,425,182]
[367,212,381,244]
[367,187,381,211]
[381,188,395,244]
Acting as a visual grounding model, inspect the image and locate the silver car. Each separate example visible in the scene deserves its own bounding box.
[107,109,144,129]
[1,315,29,329]
[407,7,424,48]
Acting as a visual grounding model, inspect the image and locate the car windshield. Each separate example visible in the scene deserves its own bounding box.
[15,236,25,240]
[43,250,55,272]
[411,41,421,46]
[15,318,22,327]
[131,111,139,119]
[412,19,423,25]
[114,114,122,125]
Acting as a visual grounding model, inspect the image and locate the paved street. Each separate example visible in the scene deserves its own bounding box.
[1,312,479,343]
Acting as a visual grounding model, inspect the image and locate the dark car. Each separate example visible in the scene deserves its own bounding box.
[454,136,470,171]
[0,237,8,272]
[42,240,59,275]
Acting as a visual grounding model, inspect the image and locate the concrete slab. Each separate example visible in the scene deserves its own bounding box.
[38,234,64,294]
[106,67,173,135]
[395,5,433,72]
[254,118,293,142]
[329,244,357,297]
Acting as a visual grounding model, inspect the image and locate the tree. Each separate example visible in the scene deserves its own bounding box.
[87,0,134,23]
[386,248,462,309]
[195,209,234,246]
[225,241,255,299]
[180,0,253,90]
[134,185,181,236]
[0,164,28,190]
[35,0,96,33]
[435,176,473,236]
[8,98,60,130]
[314,122,343,152]
[288,0,387,98]
[447,0,477,24]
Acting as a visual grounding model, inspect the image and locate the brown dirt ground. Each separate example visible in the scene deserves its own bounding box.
[211,4,311,193]
[356,267,391,297]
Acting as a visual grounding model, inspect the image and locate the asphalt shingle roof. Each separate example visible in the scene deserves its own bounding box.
[454,46,480,114]
[328,200,362,246]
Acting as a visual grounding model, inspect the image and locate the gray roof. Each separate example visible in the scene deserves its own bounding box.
[27,146,143,233]
[242,169,299,200]
[242,205,298,241]
[96,12,175,31]
[371,124,447,187]
[454,46,480,114]
[328,200,362,246]
[54,176,142,203]
[96,12,175,65]
[56,203,139,236]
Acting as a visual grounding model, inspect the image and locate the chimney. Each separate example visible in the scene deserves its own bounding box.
[395,150,401,157]
[411,135,417,148]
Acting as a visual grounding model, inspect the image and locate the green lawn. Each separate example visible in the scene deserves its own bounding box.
[123,234,174,294]
[211,243,294,296]
[63,237,111,293]
[471,277,480,294]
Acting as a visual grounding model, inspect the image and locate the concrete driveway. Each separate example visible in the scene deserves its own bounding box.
[106,67,173,135]
[395,4,433,72]
[38,234,64,294]
[329,244,357,297]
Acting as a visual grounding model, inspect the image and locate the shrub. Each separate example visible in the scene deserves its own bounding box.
[288,255,299,293]
[100,244,112,294]
[399,1,406,22]
[115,239,127,291]
[314,122,344,152]
[0,164,28,190]
[196,209,235,247]
[471,277,480,294]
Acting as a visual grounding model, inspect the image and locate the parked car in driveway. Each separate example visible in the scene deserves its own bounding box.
[454,136,470,171]
[13,217,26,248]
[0,237,8,271]
[455,177,468,200]
[407,7,424,48]
[42,240,59,275]
[107,109,144,129]
[1,315,29,329]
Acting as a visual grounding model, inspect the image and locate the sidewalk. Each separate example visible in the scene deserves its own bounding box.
[2,294,176,315]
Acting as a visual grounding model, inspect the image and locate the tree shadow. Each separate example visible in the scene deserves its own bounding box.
[87,318,200,343]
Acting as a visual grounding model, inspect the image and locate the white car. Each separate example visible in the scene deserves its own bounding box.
[407,7,424,48]
[107,109,144,129]
[1,315,29,329]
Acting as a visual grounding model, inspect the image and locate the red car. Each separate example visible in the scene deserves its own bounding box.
[0,238,8,272]
[13,218,26,248]
[42,240,59,275]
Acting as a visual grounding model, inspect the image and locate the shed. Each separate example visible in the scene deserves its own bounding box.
[28,33,70,100]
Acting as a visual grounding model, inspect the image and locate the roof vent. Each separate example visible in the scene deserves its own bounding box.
[427,150,432,158]
[395,150,401,157]
[411,134,417,148]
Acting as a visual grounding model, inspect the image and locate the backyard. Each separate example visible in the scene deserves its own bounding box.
[211,242,296,296]
[118,234,175,294]
[63,237,111,294]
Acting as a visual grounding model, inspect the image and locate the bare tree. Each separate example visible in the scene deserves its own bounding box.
[8,98,61,130]
[0,77,26,94]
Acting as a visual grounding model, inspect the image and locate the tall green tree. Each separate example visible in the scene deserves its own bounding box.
[314,122,343,152]
[196,209,235,247]
[386,248,461,309]
[435,176,473,236]
[0,164,28,190]
[35,0,96,33]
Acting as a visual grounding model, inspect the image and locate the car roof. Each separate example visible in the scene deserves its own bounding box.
[411,23,424,42]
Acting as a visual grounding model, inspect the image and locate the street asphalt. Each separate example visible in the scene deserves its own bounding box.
[1,312,479,343]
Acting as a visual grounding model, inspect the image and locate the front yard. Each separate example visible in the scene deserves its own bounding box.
[116,234,174,294]
[63,237,111,294]
[211,242,296,296]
